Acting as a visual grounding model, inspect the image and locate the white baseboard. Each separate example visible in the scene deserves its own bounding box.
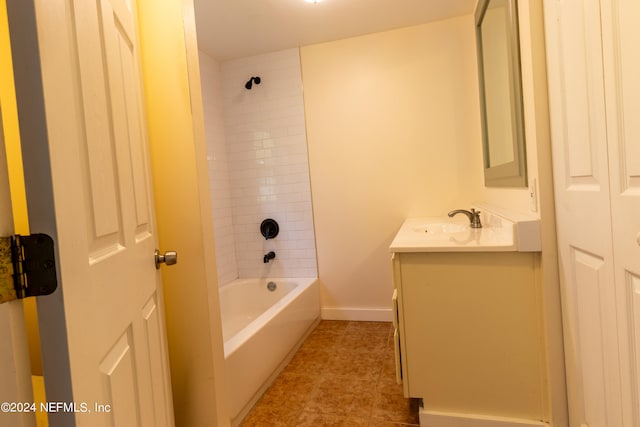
[419,409,549,427]
[320,307,393,322]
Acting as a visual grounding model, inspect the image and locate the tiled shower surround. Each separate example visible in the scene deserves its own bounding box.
[200,48,317,284]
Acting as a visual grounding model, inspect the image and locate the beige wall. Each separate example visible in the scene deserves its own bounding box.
[300,16,483,317]
[137,0,229,425]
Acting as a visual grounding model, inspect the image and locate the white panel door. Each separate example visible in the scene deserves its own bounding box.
[600,0,640,424]
[8,0,175,425]
[544,0,624,426]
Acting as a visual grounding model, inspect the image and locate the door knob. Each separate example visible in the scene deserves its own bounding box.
[154,249,177,269]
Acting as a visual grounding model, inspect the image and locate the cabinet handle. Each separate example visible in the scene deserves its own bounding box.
[392,289,399,329]
[394,329,402,384]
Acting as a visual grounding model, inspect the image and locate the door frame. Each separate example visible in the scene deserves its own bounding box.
[0,102,36,427]
[5,2,75,425]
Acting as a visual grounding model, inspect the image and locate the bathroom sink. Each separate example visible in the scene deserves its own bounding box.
[392,216,513,252]
[390,204,541,253]
[413,223,468,234]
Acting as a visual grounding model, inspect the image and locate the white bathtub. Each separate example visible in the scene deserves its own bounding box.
[219,277,320,424]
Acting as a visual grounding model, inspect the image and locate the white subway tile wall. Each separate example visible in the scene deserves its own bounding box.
[200,52,239,286]
[201,48,317,284]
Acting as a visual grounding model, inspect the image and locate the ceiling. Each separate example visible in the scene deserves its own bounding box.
[194,0,477,61]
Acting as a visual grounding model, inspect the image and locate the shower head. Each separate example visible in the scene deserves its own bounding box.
[245,76,261,90]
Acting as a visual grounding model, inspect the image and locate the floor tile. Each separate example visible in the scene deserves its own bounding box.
[283,344,332,377]
[296,411,370,426]
[240,320,419,427]
[372,377,420,424]
[305,374,377,418]
[326,347,385,380]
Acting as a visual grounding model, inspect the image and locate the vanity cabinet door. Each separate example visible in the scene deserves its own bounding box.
[391,253,409,396]
[396,252,545,420]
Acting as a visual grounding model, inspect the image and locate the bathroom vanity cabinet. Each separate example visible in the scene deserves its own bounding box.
[391,250,548,424]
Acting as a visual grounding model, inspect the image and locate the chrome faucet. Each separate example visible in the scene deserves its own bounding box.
[448,208,482,228]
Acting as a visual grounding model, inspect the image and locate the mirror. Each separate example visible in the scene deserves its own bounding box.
[475,0,527,187]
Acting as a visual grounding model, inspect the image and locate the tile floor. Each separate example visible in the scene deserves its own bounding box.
[240,320,420,427]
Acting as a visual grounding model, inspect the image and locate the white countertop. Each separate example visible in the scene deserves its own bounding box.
[389,205,541,253]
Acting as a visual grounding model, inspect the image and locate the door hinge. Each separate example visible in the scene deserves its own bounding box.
[0,234,57,304]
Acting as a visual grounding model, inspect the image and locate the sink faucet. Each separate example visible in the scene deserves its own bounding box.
[448,208,482,228]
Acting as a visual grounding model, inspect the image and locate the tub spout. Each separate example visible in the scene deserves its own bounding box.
[263,251,276,263]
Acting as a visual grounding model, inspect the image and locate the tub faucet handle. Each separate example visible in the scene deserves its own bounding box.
[263,251,276,263]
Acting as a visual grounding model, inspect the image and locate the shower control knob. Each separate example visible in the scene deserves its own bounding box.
[154,249,178,269]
